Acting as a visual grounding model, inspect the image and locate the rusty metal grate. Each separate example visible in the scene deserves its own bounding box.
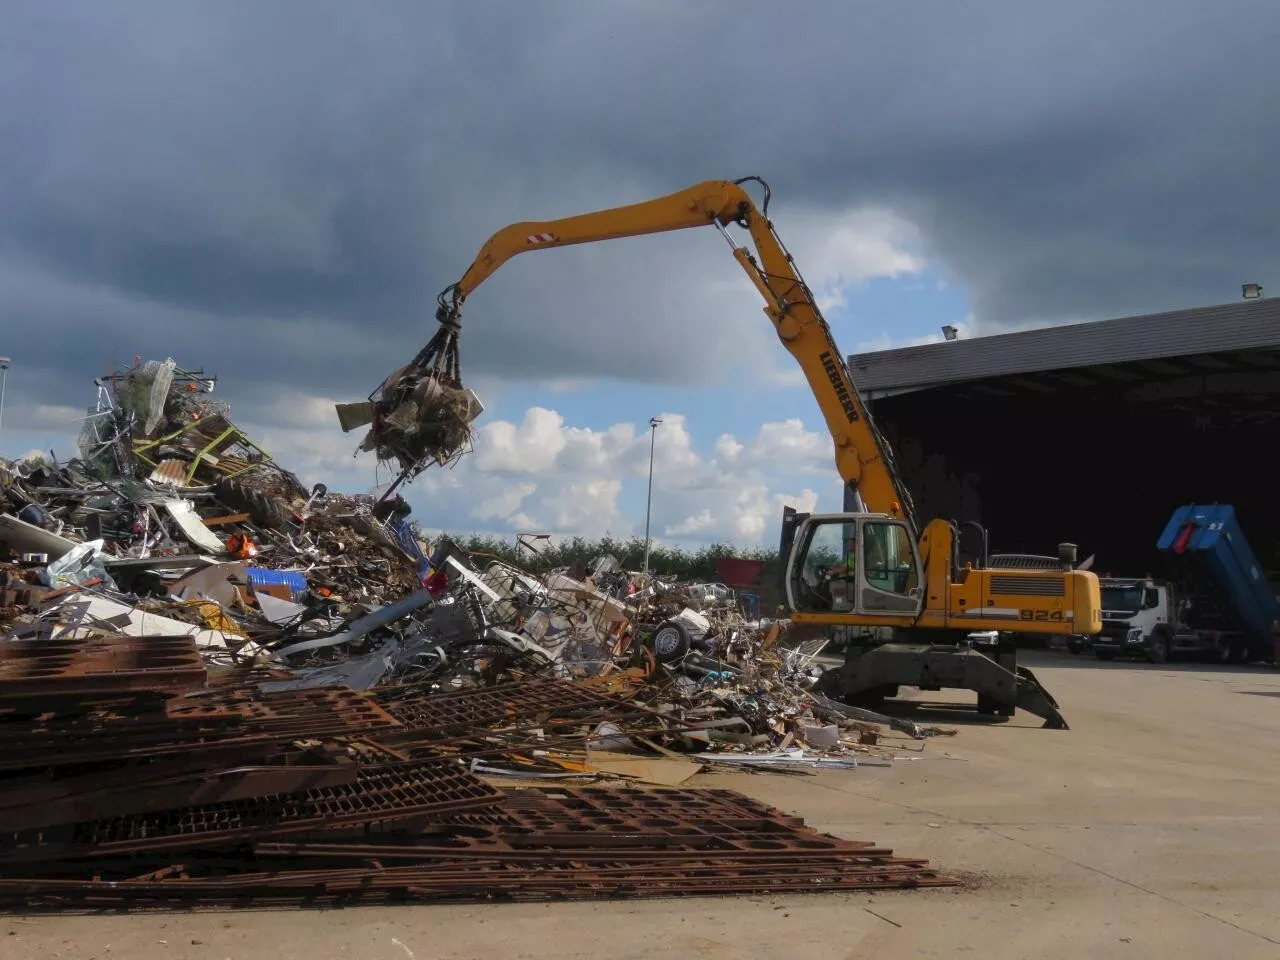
[0,740,405,833]
[0,688,406,772]
[374,678,637,734]
[1,759,500,862]
[0,635,206,704]
[263,786,887,861]
[0,682,628,776]
[0,856,955,908]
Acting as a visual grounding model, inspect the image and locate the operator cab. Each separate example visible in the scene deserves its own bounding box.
[781,511,924,616]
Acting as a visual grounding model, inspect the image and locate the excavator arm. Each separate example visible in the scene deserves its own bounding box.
[434,177,914,532]
[415,175,1098,729]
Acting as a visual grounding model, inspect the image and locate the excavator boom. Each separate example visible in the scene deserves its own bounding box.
[415,175,1100,728]
[436,178,911,527]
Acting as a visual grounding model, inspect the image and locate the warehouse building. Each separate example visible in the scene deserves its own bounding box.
[846,298,1280,577]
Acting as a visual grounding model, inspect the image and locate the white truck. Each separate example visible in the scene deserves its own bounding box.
[1090,578,1175,662]
[1090,577,1254,664]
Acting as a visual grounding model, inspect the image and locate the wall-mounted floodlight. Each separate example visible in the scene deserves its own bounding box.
[941,325,959,341]
[1242,283,1263,299]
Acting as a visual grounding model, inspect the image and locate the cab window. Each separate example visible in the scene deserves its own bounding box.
[799,522,846,591]
[862,522,917,596]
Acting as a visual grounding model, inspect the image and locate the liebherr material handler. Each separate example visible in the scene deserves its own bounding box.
[412,176,1101,728]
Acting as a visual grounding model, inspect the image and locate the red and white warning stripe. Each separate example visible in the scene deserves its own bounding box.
[525,232,559,245]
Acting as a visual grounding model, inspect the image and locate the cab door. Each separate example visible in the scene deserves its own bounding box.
[854,517,924,616]
[784,513,924,617]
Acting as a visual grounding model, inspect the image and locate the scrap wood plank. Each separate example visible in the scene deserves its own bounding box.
[583,749,704,786]
[202,513,251,527]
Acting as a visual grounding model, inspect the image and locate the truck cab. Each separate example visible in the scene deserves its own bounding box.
[1091,578,1172,662]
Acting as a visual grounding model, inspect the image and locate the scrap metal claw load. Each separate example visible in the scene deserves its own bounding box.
[335,290,483,501]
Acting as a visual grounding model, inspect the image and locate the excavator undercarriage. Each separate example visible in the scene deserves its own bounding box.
[817,633,1069,729]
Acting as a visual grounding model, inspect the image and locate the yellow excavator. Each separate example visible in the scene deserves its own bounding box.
[407,176,1101,727]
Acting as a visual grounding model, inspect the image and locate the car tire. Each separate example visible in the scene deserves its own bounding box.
[648,620,692,663]
[1147,630,1170,664]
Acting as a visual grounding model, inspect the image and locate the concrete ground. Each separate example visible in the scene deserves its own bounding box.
[7,652,1280,960]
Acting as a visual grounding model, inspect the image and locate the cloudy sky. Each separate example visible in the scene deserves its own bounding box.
[2,2,1277,548]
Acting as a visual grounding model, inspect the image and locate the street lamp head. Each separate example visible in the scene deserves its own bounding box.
[649,417,663,428]
[0,357,10,370]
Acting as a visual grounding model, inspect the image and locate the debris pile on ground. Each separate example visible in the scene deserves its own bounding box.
[0,357,956,910]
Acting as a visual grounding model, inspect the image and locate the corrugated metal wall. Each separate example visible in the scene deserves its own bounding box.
[848,299,1280,395]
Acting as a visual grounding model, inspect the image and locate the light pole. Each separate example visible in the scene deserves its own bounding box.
[642,417,662,578]
[0,357,9,440]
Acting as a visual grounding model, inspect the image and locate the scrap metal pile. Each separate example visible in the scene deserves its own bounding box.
[0,357,955,910]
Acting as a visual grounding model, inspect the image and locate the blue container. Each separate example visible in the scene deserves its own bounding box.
[1157,504,1280,651]
[245,567,309,602]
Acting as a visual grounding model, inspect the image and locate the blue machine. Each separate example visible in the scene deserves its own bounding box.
[1157,504,1280,659]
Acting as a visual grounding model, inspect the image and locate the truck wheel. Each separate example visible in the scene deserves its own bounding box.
[1146,635,1169,664]
[1094,648,1116,661]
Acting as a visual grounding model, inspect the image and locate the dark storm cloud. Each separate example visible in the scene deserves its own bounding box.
[1,1,1277,421]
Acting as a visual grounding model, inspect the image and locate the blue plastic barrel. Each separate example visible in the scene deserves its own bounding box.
[245,567,308,602]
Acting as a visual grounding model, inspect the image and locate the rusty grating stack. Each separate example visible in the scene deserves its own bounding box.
[0,650,954,910]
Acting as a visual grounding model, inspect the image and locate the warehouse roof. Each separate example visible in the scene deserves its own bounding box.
[847,298,1280,396]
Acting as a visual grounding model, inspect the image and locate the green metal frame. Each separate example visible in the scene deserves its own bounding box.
[132,420,275,485]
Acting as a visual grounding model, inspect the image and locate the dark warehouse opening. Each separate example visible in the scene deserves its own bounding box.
[849,299,1280,585]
